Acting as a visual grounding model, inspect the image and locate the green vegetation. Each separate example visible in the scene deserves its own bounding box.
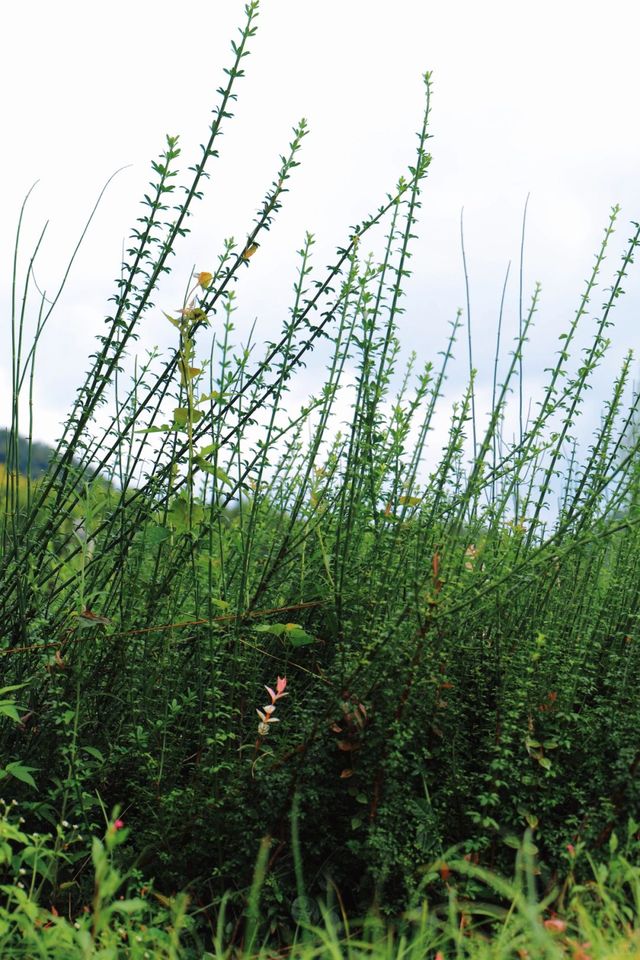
[2,3,640,956]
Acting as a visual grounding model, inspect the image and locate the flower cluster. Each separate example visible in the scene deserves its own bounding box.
[256,676,288,737]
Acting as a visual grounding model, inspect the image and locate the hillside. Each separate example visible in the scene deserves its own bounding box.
[0,429,54,478]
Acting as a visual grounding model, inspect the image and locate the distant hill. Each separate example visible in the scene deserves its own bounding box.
[0,429,54,478]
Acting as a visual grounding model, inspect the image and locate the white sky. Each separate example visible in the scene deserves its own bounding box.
[2,0,640,455]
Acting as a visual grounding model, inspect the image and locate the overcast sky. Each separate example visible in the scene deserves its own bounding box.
[2,0,639,455]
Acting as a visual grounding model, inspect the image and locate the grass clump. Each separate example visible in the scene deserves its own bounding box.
[1,2,640,955]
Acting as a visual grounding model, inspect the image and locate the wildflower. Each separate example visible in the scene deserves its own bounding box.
[113,818,124,830]
[194,270,213,290]
[543,917,567,933]
[566,843,576,857]
[242,241,259,260]
[256,676,288,739]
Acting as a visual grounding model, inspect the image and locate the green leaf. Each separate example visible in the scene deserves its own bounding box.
[194,458,232,485]
[503,835,521,849]
[253,623,315,645]
[110,897,148,915]
[210,465,232,486]
[173,407,204,428]
[173,407,189,427]
[286,627,316,647]
[0,684,27,697]
[91,836,105,873]
[145,525,170,545]
[0,702,21,723]
[83,746,105,762]
[254,623,287,636]
[135,424,172,434]
[210,598,230,612]
[198,442,218,457]
[537,756,552,770]
[4,762,37,788]
[180,365,202,385]
[168,495,204,529]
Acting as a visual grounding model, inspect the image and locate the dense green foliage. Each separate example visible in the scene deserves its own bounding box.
[0,803,637,958]
[1,3,640,955]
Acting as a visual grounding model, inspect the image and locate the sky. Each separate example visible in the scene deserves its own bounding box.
[2,0,640,459]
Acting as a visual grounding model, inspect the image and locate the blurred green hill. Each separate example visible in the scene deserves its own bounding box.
[0,429,54,478]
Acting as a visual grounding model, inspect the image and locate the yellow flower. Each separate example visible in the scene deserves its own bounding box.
[194,271,213,290]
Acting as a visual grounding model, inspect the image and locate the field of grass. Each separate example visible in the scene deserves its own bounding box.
[2,4,640,956]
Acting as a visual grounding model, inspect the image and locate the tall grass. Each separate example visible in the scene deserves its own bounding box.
[1,1,640,954]
[0,803,638,957]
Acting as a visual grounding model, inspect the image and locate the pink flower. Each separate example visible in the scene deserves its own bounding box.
[566,843,576,857]
[114,818,124,830]
[264,676,288,705]
[543,917,567,933]
[257,678,288,739]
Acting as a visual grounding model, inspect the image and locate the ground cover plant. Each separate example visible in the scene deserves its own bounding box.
[1,2,640,955]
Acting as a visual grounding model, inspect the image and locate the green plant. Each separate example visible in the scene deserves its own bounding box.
[1,0,640,951]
